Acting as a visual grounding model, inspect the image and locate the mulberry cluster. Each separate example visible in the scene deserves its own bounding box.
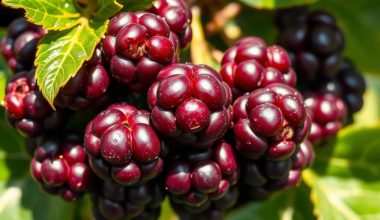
[276,7,366,143]
[30,133,95,201]
[0,2,326,220]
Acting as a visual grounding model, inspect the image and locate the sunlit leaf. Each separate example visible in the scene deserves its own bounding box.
[2,0,80,30]
[304,124,380,220]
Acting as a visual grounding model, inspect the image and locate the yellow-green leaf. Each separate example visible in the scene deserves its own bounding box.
[353,75,380,126]
[304,124,380,220]
[2,0,80,30]
[227,185,316,220]
[190,7,220,70]
[35,20,107,108]
[34,0,122,107]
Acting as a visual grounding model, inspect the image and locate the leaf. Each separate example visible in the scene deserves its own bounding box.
[233,8,277,44]
[117,0,156,11]
[35,20,107,107]
[354,74,380,127]
[0,178,77,220]
[237,0,317,9]
[158,198,178,220]
[0,28,12,86]
[34,0,122,107]
[0,108,28,181]
[190,7,220,70]
[226,185,316,220]
[2,0,81,30]
[0,73,6,102]
[312,0,380,74]
[303,124,380,220]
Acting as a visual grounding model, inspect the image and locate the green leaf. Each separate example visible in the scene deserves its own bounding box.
[312,0,380,74]
[117,0,156,11]
[2,0,81,30]
[354,74,380,127]
[35,21,107,107]
[233,8,277,44]
[2,0,122,31]
[304,124,380,220]
[226,185,316,220]
[34,0,122,107]
[0,73,6,102]
[0,178,77,220]
[0,108,28,181]
[158,198,178,220]
[0,28,12,91]
[237,0,317,9]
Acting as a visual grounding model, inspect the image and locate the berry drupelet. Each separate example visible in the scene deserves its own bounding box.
[84,103,163,186]
[3,70,68,137]
[220,36,297,99]
[318,59,366,121]
[148,63,233,150]
[30,133,95,201]
[102,11,179,93]
[1,18,45,73]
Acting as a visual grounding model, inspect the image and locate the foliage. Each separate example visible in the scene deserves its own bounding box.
[2,0,123,107]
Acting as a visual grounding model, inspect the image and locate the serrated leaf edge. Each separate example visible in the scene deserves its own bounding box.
[2,0,81,31]
[35,18,105,108]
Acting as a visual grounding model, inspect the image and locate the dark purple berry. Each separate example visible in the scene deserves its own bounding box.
[1,18,44,73]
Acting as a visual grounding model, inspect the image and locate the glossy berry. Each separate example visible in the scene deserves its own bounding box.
[30,133,94,201]
[54,47,111,110]
[148,63,232,150]
[166,140,239,219]
[166,140,238,209]
[276,8,345,82]
[84,103,163,185]
[3,70,68,137]
[239,137,314,202]
[233,83,309,160]
[191,161,222,194]
[220,36,297,99]
[92,180,165,220]
[318,59,366,119]
[149,0,193,48]
[1,18,45,73]
[304,92,347,145]
[103,11,179,93]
